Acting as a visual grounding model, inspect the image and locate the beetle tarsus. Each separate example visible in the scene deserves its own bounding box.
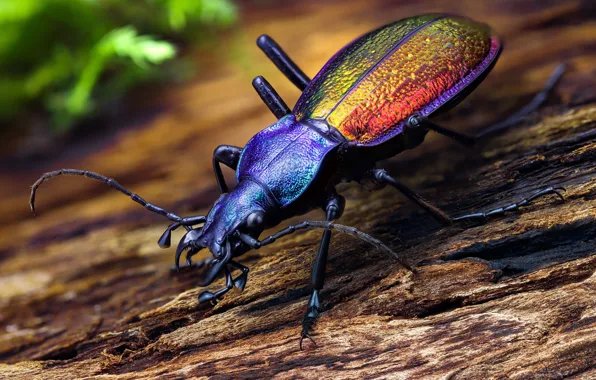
[299,290,321,350]
[454,186,565,222]
[198,290,216,304]
[198,267,234,305]
[299,322,318,350]
[230,260,249,291]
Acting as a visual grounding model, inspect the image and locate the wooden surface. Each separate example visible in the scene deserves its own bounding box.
[0,0,595,378]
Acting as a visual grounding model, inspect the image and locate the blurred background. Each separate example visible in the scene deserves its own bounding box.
[1,0,593,217]
[0,0,594,279]
[0,0,594,266]
[0,0,594,366]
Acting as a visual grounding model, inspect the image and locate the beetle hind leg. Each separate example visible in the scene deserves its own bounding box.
[453,186,565,222]
[370,169,453,226]
[476,63,567,139]
[369,169,564,226]
[405,63,567,147]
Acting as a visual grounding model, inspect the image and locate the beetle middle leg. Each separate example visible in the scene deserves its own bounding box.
[300,191,345,349]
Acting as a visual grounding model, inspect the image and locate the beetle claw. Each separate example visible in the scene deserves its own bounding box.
[174,229,202,271]
[233,272,248,292]
[198,291,216,305]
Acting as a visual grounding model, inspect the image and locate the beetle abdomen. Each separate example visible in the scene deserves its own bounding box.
[294,15,501,146]
[237,115,338,207]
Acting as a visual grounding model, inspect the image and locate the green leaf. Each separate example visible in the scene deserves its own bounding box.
[104,27,177,66]
[0,0,237,133]
[158,0,237,30]
[65,26,177,119]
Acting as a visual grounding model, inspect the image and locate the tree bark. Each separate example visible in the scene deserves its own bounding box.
[0,1,595,378]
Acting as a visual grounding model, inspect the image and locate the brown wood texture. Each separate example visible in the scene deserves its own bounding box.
[0,0,595,378]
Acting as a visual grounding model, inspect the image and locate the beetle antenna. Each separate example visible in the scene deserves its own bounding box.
[256,221,415,273]
[30,169,185,223]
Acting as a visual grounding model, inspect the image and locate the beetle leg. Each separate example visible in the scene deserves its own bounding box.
[406,115,476,147]
[453,186,565,222]
[475,63,566,139]
[300,191,344,350]
[229,260,250,292]
[252,76,291,119]
[256,34,311,91]
[371,170,564,225]
[406,64,566,146]
[170,255,214,272]
[213,145,242,194]
[371,169,453,226]
[198,266,234,305]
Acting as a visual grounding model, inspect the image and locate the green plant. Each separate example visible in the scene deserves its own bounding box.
[0,0,237,132]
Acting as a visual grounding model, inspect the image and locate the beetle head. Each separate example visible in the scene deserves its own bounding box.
[171,180,271,285]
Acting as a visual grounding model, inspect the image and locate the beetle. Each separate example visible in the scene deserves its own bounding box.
[30,14,566,349]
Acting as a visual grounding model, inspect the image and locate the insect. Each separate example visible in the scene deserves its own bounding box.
[31,14,566,349]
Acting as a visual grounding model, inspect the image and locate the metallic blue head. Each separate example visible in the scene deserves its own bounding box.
[174,179,274,285]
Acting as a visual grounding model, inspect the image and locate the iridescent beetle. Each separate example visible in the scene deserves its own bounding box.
[31,14,566,348]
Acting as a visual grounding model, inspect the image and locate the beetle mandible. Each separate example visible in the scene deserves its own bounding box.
[30,14,566,349]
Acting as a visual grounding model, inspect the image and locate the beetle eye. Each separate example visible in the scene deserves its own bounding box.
[246,211,264,229]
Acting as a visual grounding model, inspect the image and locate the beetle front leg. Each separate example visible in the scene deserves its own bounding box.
[229,260,250,292]
[171,254,213,272]
[196,261,250,305]
[198,267,234,305]
[300,191,345,350]
[213,145,242,193]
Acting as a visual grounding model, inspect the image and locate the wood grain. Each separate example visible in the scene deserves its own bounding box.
[0,0,595,378]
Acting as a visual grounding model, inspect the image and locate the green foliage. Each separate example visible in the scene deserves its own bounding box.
[157,0,237,30]
[0,0,237,132]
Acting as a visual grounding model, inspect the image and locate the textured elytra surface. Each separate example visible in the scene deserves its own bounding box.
[293,14,438,121]
[0,0,595,379]
[294,15,498,145]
